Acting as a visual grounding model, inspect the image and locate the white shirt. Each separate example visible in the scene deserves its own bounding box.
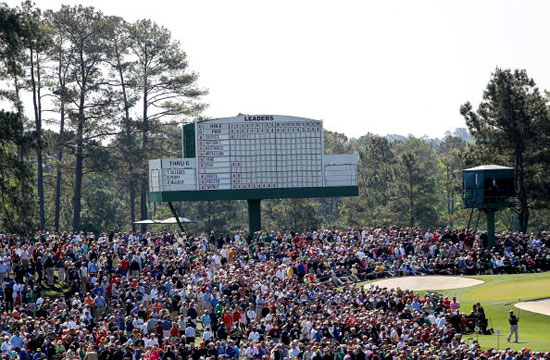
[260,284,268,294]
[1,341,12,353]
[144,337,158,348]
[80,266,88,277]
[13,283,23,298]
[248,331,260,341]
[246,310,256,321]
[65,320,77,329]
[246,346,259,359]
[289,347,301,358]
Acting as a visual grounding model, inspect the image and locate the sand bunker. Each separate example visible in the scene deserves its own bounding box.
[366,276,484,291]
[515,299,550,316]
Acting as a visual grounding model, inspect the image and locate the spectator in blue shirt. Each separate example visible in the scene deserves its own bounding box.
[201,312,211,330]
[10,333,24,349]
[94,295,105,318]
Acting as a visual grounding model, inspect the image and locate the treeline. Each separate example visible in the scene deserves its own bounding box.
[0,1,205,233]
[1,2,549,234]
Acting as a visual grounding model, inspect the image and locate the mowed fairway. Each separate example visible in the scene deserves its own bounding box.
[438,273,550,351]
[360,272,550,351]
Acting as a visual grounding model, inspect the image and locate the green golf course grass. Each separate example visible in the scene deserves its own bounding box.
[359,272,550,352]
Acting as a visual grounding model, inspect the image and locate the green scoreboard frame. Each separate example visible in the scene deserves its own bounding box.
[151,116,359,233]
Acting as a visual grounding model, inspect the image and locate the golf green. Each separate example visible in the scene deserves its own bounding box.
[359,272,550,351]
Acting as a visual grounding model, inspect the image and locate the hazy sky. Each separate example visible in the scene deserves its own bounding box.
[7,0,550,137]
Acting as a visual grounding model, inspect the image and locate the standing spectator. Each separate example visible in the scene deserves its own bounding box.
[44,255,55,286]
[185,325,196,345]
[450,297,460,314]
[130,258,141,279]
[55,259,66,284]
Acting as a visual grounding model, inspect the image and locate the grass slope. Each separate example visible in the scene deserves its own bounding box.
[360,272,550,352]
[440,273,550,351]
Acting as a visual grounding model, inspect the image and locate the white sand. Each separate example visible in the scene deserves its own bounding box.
[515,299,550,316]
[366,276,484,291]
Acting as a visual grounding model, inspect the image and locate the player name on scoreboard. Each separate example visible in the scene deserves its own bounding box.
[149,115,358,193]
[148,159,196,192]
[197,123,231,190]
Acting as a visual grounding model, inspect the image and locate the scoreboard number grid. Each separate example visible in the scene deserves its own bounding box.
[150,115,357,194]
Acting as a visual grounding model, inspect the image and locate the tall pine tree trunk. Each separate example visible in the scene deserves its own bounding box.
[140,163,148,232]
[30,48,45,230]
[73,123,83,232]
[130,187,136,232]
[54,68,66,232]
[54,102,65,232]
[116,51,136,232]
[72,61,86,232]
[53,40,67,233]
[140,74,149,234]
[12,71,26,201]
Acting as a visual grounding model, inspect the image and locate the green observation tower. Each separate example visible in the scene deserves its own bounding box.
[148,115,359,233]
[463,165,515,248]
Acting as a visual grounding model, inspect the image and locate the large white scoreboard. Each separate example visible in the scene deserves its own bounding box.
[149,115,358,194]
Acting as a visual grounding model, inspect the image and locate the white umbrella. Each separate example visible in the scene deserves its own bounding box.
[158,217,196,224]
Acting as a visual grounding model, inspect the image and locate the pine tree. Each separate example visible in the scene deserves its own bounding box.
[461,68,550,232]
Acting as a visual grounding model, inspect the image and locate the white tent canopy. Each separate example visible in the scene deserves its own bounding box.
[159,217,196,224]
[133,217,196,224]
[133,219,162,224]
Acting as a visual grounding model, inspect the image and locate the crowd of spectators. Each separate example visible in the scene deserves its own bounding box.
[0,226,547,360]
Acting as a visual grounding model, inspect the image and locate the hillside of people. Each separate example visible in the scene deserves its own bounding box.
[0,227,547,359]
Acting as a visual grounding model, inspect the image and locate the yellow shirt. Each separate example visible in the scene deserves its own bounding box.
[287,267,294,277]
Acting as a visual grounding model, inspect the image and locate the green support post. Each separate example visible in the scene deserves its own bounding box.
[168,201,185,232]
[485,209,495,248]
[247,199,262,234]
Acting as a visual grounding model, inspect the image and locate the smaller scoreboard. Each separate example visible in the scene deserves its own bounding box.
[149,115,358,202]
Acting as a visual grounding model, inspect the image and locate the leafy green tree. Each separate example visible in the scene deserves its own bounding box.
[324,130,352,154]
[437,133,466,227]
[127,19,206,232]
[80,173,127,233]
[184,201,245,233]
[51,5,116,231]
[0,111,35,233]
[341,134,396,226]
[20,0,51,230]
[263,198,322,231]
[390,137,442,228]
[0,3,35,233]
[43,8,74,231]
[461,68,550,232]
[104,16,140,231]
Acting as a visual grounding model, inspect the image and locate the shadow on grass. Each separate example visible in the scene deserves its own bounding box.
[41,282,69,299]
